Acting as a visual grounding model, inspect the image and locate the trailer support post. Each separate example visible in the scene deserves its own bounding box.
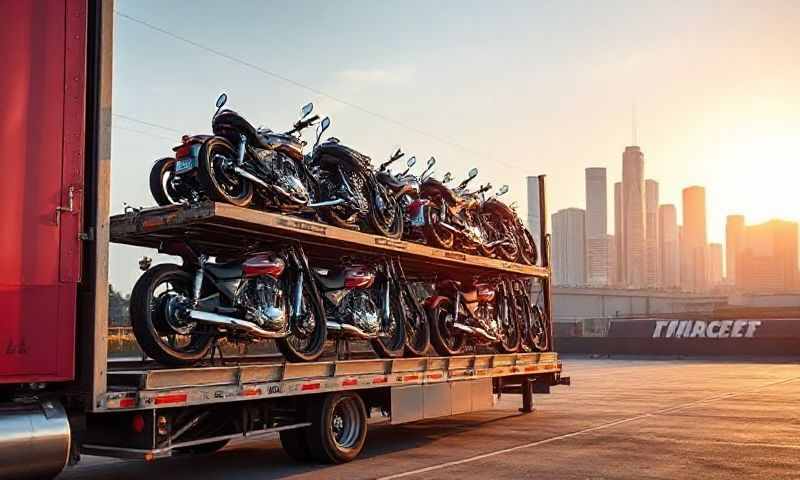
[519,377,535,413]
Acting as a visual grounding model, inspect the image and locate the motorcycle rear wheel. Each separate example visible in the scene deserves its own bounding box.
[428,299,467,356]
[197,137,254,207]
[149,157,180,206]
[130,264,214,367]
[529,305,550,352]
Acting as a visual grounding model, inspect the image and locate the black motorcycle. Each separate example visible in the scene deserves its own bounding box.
[149,93,335,215]
[313,256,430,357]
[510,277,549,352]
[310,138,404,238]
[129,242,327,366]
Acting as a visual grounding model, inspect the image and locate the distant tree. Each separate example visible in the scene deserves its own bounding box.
[108,284,130,326]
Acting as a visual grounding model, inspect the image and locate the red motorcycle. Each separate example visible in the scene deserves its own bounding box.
[424,276,521,356]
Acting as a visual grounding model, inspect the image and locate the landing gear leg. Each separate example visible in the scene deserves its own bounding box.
[519,377,535,413]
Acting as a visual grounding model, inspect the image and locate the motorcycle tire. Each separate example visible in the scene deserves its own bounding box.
[529,305,550,352]
[428,298,467,356]
[197,137,254,207]
[490,219,520,262]
[368,184,404,239]
[370,286,406,358]
[130,264,214,367]
[496,293,522,353]
[401,283,431,357]
[275,273,327,362]
[518,227,539,265]
[149,157,180,206]
[423,205,455,250]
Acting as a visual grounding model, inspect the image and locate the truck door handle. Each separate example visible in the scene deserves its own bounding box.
[55,185,82,226]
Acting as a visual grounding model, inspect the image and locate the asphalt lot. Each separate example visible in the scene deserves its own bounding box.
[61,357,800,479]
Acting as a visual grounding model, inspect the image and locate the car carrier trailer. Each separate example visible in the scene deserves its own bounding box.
[0,1,566,479]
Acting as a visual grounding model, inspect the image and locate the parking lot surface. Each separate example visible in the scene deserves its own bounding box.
[62,357,800,479]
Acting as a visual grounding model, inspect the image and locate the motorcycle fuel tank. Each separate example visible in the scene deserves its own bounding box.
[343,265,376,289]
[242,254,285,278]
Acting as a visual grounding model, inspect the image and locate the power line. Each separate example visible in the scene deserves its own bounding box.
[113,9,521,169]
[114,113,183,134]
[113,125,176,142]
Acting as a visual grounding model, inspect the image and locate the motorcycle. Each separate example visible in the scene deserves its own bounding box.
[509,277,549,352]
[479,185,522,262]
[411,168,496,256]
[424,275,521,356]
[129,242,328,367]
[310,137,404,238]
[150,93,335,215]
[376,152,439,242]
[313,256,430,357]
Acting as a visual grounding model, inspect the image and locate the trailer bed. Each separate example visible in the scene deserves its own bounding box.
[100,352,560,411]
[110,202,549,279]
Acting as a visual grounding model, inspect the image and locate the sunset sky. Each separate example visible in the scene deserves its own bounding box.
[109,0,800,291]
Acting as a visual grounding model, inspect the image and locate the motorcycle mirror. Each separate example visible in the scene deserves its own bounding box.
[468,167,479,179]
[497,185,509,196]
[314,116,331,148]
[301,102,313,119]
[216,93,227,109]
[442,172,453,183]
[407,156,417,168]
[427,156,436,168]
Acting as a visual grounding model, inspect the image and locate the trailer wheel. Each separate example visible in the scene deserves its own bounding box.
[305,393,367,464]
[280,428,312,462]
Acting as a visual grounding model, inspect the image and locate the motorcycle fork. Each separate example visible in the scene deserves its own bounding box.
[237,134,247,166]
[192,254,208,306]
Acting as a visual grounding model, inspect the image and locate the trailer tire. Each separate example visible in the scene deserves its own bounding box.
[305,393,367,464]
[280,428,312,462]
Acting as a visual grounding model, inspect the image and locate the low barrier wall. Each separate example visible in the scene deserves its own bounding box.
[557,318,800,356]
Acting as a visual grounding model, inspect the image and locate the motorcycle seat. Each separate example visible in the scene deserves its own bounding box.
[313,268,347,291]
[376,171,407,191]
[213,110,275,150]
[205,261,244,280]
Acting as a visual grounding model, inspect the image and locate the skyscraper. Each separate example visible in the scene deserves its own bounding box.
[737,220,799,293]
[645,179,659,287]
[622,146,646,288]
[614,182,624,285]
[681,186,708,292]
[552,208,586,286]
[659,204,680,288]
[726,215,745,284]
[708,243,723,286]
[585,168,609,285]
[526,176,541,261]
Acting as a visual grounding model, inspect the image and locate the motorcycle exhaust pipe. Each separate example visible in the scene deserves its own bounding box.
[189,310,285,338]
[309,198,345,208]
[487,238,513,248]
[452,322,497,342]
[437,221,463,234]
[326,321,376,339]
[233,166,272,190]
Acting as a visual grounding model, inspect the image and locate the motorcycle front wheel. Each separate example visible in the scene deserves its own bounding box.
[428,298,466,356]
[370,284,406,358]
[517,227,539,266]
[130,264,214,367]
[275,275,327,362]
[496,295,522,353]
[368,184,404,239]
[401,283,430,357]
[423,205,455,250]
[529,305,550,352]
[197,137,254,207]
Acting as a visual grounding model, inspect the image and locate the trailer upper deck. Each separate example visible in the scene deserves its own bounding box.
[110,202,550,279]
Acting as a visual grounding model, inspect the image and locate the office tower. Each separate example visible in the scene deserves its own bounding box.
[737,220,799,292]
[623,146,646,288]
[585,168,609,285]
[645,179,659,287]
[726,215,745,284]
[607,234,617,286]
[659,204,680,288]
[526,176,541,261]
[552,208,586,286]
[681,186,708,292]
[614,182,624,285]
[708,243,723,286]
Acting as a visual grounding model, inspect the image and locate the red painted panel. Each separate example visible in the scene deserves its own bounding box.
[0,0,86,383]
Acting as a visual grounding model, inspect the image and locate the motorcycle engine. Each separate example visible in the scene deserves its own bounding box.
[275,157,310,204]
[339,290,379,334]
[237,276,287,331]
